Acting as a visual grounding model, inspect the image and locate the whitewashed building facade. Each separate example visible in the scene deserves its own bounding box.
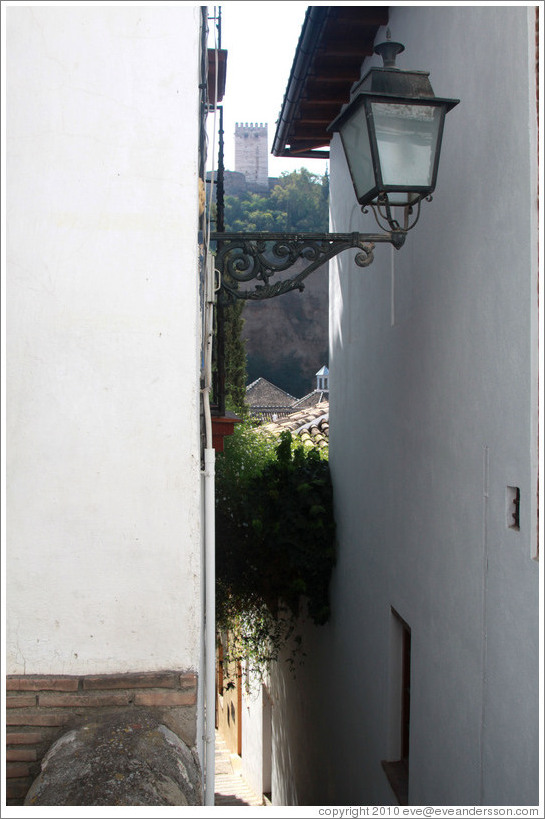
[5,4,215,805]
[267,4,541,807]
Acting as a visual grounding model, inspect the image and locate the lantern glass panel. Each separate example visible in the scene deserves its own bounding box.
[371,101,443,189]
[338,103,376,203]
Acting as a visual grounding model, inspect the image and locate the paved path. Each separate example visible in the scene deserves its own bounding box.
[214,730,265,807]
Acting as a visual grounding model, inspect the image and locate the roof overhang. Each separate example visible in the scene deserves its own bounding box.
[207,48,228,105]
[272,6,389,160]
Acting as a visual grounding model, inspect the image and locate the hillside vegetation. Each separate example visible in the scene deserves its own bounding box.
[222,169,330,408]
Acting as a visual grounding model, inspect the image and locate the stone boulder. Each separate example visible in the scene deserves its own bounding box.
[24,710,202,806]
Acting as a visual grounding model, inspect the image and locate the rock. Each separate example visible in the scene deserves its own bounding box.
[243,259,328,398]
[24,710,202,806]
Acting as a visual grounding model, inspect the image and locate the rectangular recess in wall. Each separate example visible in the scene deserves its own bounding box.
[506,486,520,531]
[382,608,411,806]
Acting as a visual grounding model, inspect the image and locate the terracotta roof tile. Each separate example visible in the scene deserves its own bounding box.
[292,390,329,409]
[261,402,329,453]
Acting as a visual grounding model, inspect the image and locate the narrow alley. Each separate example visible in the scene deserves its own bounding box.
[214,730,266,807]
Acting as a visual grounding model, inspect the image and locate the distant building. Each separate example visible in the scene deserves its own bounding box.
[246,366,330,421]
[235,122,268,192]
[292,366,329,409]
[245,377,296,421]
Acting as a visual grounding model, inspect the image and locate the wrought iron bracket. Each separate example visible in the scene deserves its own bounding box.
[210,230,406,302]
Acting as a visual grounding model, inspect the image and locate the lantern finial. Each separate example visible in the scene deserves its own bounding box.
[374,36,405,69]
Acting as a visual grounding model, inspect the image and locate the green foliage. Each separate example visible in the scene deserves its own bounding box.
[222,299,247,415]
[269,167,330,232]
[224,168,330,234]
[216,422,336,678]
[224,192,287,233]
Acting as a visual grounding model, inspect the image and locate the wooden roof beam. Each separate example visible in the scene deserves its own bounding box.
[286,124,331,137]
[287,137,331,147]
[331,8,389,25]
[315,43,375,58]
[311,65,367,81]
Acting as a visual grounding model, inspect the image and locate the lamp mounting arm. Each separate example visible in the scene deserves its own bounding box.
[211,230,405,302]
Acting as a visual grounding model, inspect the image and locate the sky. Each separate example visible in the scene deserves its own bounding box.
[207,1,330,179]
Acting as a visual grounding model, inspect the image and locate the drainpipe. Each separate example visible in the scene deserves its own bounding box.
[203,444,216,805]
[201,8,221,803]
[201,293,216,804]
[201,244,217,805]
[201,233,218,804]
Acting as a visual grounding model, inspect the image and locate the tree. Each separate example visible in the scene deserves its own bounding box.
[222,297,247,414]
[224,168,329,234]
[269,168,329,232]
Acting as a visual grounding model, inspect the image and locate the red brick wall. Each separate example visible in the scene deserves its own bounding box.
[5,670,198,806]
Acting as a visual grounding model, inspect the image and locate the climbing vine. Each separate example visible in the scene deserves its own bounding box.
[215,422,336,679]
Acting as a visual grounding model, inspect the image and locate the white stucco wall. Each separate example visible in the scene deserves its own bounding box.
[240,673,265,796]
[271,5,540,807]
[6,6,202,675]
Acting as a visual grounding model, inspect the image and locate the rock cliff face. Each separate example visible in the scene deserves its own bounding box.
[242,260,328,399]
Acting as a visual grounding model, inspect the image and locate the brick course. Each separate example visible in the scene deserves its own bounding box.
[6,695,37,708]
[7,762,32,779]
[39,691,133,708]
[7,732,43,745]
[6,748,37,762]
[133,689,196,707]
[6,676,80,692]
[6,710,68,726]
[82,671,180,690]
[5,670,198,807]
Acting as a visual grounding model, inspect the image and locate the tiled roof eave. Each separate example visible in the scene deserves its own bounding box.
[297,413,329,432]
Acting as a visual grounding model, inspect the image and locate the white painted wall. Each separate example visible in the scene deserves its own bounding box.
[271,5,540,807]
[6,6,202,675]
[240,672,266,797]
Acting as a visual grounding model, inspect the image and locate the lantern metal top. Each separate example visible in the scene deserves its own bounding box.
[374,38,405,69]
[328,64,458,135]
[329,36,459,129]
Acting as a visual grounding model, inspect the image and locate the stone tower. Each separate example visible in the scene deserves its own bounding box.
[234,122,268,191]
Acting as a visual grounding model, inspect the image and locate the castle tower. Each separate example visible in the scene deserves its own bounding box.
[234,122,269,191]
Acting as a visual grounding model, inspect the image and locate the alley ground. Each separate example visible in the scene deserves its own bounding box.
[214,729,266,807]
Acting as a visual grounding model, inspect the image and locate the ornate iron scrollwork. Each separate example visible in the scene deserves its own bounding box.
[210,231,404,302]
[363,194,433,237]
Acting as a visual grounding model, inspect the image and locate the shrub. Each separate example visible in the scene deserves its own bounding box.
[216,422,336,678]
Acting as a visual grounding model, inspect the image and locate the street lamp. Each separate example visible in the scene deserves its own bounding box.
[328,37,459,235]
[211,38,459,302]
